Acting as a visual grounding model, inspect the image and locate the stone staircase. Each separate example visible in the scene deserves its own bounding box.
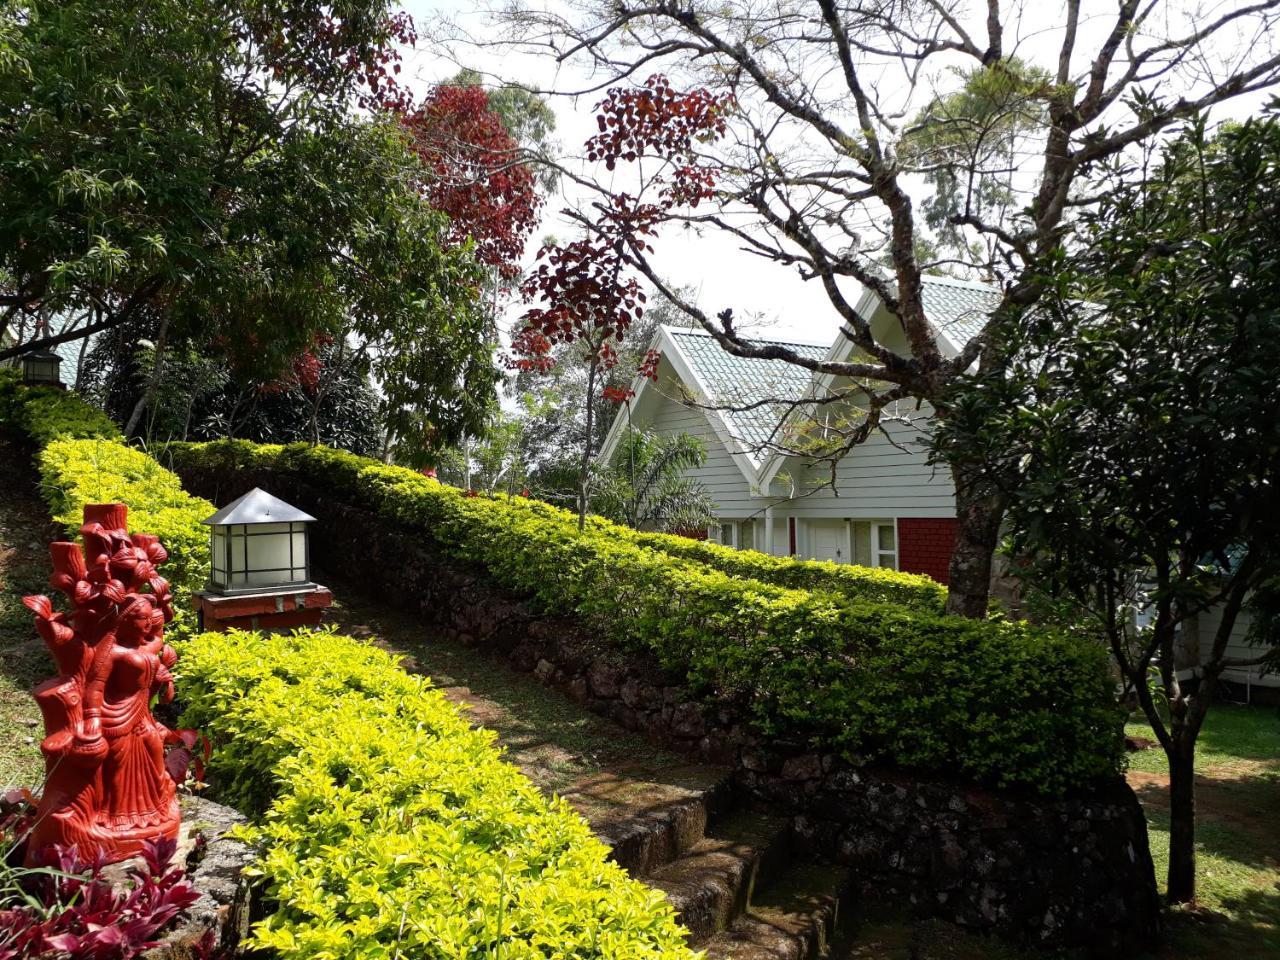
[569,765,855,959]
[327,579,856,959]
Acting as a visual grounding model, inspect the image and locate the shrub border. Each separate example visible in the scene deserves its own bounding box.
[165,438,1126,796]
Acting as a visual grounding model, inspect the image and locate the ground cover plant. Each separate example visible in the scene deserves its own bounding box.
[178,627,697,959]
[166,439,1124,796]
[0,793,204,960]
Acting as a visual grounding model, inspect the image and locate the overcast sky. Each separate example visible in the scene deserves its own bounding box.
[399,0,1277,348]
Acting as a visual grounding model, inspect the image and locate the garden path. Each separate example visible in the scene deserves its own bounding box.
[0,436,57,788]
[323,572,857,959]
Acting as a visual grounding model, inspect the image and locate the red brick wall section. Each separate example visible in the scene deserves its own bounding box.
[897,518,959,585]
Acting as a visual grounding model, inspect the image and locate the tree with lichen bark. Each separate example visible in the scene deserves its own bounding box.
[475,0,1280,616]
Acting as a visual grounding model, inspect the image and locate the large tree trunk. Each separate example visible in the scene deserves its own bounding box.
[1166,732,1197,904]
[945,463,1005,618]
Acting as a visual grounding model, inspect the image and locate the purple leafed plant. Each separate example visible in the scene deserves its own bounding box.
[1,792,209,959]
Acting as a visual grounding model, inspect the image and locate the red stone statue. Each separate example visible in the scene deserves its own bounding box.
[23,503,182,866]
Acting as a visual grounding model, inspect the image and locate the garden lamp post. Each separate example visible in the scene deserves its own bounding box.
[194,488,332,631]
[21,348,63,387]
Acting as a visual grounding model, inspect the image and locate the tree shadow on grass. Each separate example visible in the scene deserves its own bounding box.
[1157,885,1280,959]
[1195,703,1280,765]
[1131,771,1280,873]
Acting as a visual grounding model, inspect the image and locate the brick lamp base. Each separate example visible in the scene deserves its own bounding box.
[193,586,333,633]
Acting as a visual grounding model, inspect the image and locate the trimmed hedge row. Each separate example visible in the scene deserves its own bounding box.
[628,530,947,612]
[179,627,697,960]
[166,439,1125,795]
[0,374,211,620]
[459,480,945,612]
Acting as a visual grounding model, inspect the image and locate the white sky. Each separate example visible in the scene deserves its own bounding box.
[399,0,1277,347]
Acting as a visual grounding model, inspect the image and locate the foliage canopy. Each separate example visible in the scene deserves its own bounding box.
[0,0,497,453]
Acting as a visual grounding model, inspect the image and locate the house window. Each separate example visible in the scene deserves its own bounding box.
[875,521,898,569]
[851,520,899,570]
[714,521,755,551]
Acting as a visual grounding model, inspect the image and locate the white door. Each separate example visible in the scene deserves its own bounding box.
[805,520,849,564]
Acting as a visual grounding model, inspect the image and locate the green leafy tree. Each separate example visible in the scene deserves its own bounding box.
[514,287,696,508]
[84,327,383,454]
[938,112,1280,903]
[0,0,496,452]
[594,429,716,533]
[434,412,529,494]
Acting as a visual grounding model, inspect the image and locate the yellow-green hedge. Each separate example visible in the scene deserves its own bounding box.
[179,627,697,960]
[166,439,1126,795]
[0,374,211,621]
[626,530,946,612]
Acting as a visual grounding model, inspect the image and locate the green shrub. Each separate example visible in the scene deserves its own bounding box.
[153,435,944,611]
[167,440,1125,795]
[18,386,122,446]
[38,439,211,608]
[0,366,20,421]
[1,383,210,620]
[628,530,947,612]
[179,627,697,960]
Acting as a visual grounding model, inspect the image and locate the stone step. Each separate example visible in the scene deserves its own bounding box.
[647,808,792,940]
[434,681,734,876]
[567,765,736,876]
[699,862,855,960]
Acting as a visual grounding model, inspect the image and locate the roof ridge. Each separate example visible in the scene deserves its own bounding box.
[919,273,1001,293]
[664,324,829,349]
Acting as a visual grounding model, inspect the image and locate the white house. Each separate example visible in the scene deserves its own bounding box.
[598,274,1001,585]
[599,276,1278,697]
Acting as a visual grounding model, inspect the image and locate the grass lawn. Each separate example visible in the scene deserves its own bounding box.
[1126,703,1280,957]
[0,439,53,789]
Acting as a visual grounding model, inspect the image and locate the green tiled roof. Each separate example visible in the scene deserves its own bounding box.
[667,276,1002,464]
[668,330,827,463]
[917,276,1001,349]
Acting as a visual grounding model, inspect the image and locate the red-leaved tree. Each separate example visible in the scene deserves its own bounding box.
[508,76,728,526]
[402,84,543,277]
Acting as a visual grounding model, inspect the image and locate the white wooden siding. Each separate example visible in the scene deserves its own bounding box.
[643,390,759,515]
[772,422,955,518]
[1186,605,1278,690]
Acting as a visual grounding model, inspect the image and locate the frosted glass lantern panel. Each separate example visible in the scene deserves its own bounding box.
[211,528,228,587]
[222,522,309,588]
[244,522,290,586]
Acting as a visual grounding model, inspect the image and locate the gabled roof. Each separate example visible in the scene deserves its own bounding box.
[202,487,316,525]
[599,275,1004,488]
[917,276,1003,352]
[666,330,828,465]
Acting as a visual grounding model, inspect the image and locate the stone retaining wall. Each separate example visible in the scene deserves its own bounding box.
[175,463,1161,957]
